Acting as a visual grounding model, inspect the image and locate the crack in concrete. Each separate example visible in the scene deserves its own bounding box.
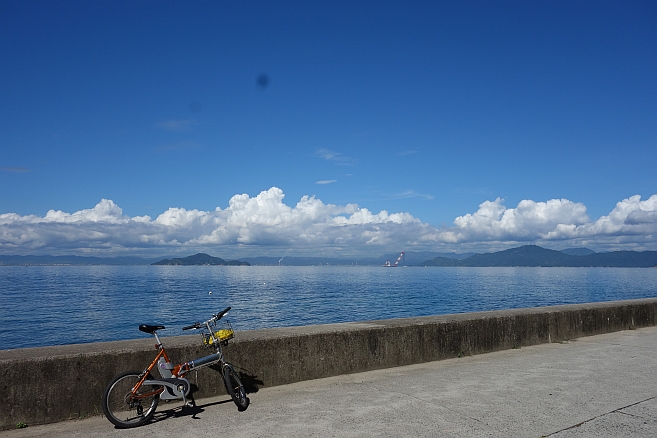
[617,410,652,421]
[542,396,656,437]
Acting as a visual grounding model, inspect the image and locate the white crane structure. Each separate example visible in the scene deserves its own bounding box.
[383,252,405,267]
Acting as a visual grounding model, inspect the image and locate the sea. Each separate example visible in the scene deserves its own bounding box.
[1,265,656,351]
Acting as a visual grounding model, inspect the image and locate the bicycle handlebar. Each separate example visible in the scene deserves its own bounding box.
[182,307,232,331]
[214,306,231,320]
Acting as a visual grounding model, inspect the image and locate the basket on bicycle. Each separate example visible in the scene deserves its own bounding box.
[202,319,234,346]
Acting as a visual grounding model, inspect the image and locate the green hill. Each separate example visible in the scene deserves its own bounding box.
[152,253,249,266]
[560,247,596,256]
[461,245,574,267]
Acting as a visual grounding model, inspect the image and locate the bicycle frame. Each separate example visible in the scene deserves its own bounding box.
[132,314,230,405]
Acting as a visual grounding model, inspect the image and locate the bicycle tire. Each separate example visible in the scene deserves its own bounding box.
[102,370,160,428]
[223,364,249,411]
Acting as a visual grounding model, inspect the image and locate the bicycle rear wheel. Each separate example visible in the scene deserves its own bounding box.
[102,370,160,428]
[223,364,249,411]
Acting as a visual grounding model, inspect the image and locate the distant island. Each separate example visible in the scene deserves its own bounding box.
[1,246,656,267]
[419,245,657,268]
[152,253,250,266]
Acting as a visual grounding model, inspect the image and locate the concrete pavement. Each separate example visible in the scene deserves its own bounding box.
[3,326,657,437]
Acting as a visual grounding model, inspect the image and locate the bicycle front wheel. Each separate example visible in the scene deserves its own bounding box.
[102,370,160,428]
[223,364,249,411]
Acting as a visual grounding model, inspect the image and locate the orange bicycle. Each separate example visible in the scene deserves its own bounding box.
[102,307,249,428]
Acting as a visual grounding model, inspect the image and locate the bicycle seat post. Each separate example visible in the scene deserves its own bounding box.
[153,331,163,348]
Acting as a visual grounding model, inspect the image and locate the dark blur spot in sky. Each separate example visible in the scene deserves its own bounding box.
[257,74,269,89]
[188,101,202,113]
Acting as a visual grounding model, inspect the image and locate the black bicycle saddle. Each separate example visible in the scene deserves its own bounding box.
[139,324,165,334]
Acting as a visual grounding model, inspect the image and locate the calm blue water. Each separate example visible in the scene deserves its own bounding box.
[1,266,656,350]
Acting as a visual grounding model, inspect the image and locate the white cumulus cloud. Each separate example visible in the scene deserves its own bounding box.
[449,198,590,241]
[425,194,657,250]
[0,189,656,255]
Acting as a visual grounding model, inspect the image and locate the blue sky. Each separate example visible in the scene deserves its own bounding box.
[1,1,656,257]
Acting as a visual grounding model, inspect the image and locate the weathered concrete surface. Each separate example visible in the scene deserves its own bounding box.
[1,298,656,430]
[2,325,657,437]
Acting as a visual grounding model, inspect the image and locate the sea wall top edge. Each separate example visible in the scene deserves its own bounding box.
[3,297,656,361]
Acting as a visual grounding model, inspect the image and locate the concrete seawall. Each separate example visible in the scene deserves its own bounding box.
[2,298,656,430]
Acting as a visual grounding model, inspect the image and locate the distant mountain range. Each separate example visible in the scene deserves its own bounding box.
[2,246,655,267]
[0,255,161,266]
[419,245,657,268]
[2,252,456,266]
[239,251,474,266]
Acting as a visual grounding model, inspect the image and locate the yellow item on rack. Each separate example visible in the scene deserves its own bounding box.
[204,328,234,345]
[216,329,234,340]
